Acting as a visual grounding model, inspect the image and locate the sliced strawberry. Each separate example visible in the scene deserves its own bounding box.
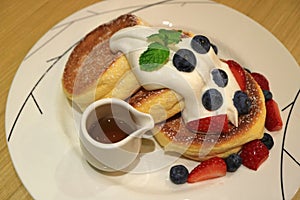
[186,114,229,133]
[265,99,283,131]
[240,139,269,170]
[251,72,270,91]
[224,60,246,91]
[187,157,227,183]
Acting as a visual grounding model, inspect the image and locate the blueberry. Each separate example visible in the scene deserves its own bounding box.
[191,35,211,54]
[211,69,228,87]
[233,91,252,115]
[260,133,274,150]
[225,153,242,172]
[173,49,197,72]
[169,165,189,184]
[263,90,273,101]
[202,89,223,111]
[211,43,218,54]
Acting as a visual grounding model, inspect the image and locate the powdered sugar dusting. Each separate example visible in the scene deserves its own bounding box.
[73,40,121,94]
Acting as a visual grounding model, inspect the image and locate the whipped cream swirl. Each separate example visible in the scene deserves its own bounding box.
[110,26,240,126]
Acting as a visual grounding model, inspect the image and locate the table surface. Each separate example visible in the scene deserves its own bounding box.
[1,0,299,199]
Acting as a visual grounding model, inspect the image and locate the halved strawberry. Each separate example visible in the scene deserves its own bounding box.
[240,139,269,170]
[224,60,246,91]
[251,72,270,91]
[187,157,227,183]
[265,99,283,131]
[186,114,229,133]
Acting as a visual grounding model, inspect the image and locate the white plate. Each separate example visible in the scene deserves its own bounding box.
[5,0,300,199]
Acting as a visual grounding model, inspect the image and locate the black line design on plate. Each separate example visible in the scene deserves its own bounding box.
[129,0,174,13]
[86,10,102,15]
[46,41,79,63]
[280,88,300,200]
[283,148,300,167]
[30,93,43,115]
[7,94,31,142]
[7,92,43,142]
[24,22,74,61]
[282,102,293,112]
[7,42,78,142]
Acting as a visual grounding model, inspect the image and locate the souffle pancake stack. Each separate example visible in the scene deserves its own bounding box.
[62,14,283,183]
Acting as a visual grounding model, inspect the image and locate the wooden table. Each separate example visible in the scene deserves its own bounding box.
[1,0,299,199]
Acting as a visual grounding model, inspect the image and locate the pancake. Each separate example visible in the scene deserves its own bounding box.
[62,14,145,110]
[62,14,266,162]
[62,13,191,121]
[128,88,184,123]
[152,72,266,161]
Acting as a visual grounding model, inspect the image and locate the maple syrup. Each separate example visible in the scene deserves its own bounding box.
[88,116,136,144]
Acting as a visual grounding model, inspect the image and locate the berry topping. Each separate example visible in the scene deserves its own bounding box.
[233,91,252,115]
[260,133,274,150]
[191,35,211,54]
[211,43,218,54]
[173,49,197,72]
[225,153,242,172]
[240,140,269,170]
[263,90,273,101]
[187,157,227,183]
[186,114,229,133]
[251,72,270,91]
[202,89,223,111]
[225,60,246,91]
[169,165,189,184]
[265,99,283,131]
[211,69,228,87]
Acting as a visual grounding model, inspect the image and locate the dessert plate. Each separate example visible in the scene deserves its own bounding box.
[5,0,300,199]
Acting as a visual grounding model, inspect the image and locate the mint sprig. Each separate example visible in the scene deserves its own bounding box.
[139,29,182,72]
[139,42,169,71]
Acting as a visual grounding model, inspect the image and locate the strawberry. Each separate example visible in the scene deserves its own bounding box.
[265,99,283,131]
[240,140,269,170]
[251,72,270,91]
[186,114,229,133]
[187,157,227,183]
[224,60,246,91]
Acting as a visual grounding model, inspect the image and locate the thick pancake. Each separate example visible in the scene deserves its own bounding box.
[152,72,266,161]
[62,14,193,112]
[62,14,145,109]
[128,88,184,123]
[61,14,266,161]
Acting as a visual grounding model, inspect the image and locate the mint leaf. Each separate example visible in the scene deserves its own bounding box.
[140,29,181,72]
[158,29,182,45]
[147,33,165,45]
[147,29,182,46]
[139,42,170,71]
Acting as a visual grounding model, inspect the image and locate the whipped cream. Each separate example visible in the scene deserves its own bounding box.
[110,26,240,126]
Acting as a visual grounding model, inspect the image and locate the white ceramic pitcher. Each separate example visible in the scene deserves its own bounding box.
[80,98,154,172]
